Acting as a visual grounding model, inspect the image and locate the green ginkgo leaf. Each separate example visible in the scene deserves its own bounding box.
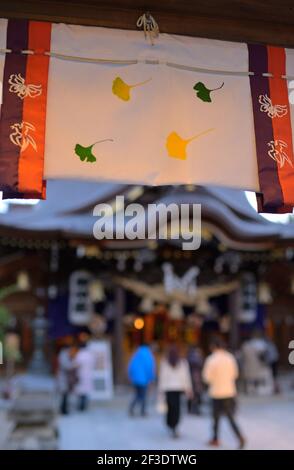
[193,81,224,102]
[75,143,97,162]
[74,139,114,163]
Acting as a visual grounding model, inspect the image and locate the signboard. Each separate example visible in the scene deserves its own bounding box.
[88,340,113,401]
[239,272,257,323]
[68,270,93,326]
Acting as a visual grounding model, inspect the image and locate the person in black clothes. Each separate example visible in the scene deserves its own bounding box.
[202,337,245,449]
[158,344,193,438]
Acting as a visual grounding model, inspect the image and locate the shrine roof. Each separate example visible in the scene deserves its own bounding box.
[0,180,293,249]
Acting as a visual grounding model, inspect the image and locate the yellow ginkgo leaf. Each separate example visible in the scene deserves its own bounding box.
[166,129,214,160]
[112,76,152,101]
[112,77,131,101]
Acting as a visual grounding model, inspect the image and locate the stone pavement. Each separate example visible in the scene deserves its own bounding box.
[0,401,13,449]
[57,389,294,450]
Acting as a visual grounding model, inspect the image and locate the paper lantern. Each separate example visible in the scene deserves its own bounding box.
[16,271,30,291]
[89,279,105,302]
[139,296,154,313]
[169,301,184,320]
[196,297,211,315]
[258,281,273,304]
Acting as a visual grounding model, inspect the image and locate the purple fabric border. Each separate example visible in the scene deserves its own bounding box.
[0,19,28,198]
[248,44,284,210]
[256,193,292,213]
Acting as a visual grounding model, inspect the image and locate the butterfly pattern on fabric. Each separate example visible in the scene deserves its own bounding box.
[259,94,288,118]
[267,139,293,168]
[9,121,37,152]
[8,73,42,99]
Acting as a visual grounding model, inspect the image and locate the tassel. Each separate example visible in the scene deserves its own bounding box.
[136,12,159,46]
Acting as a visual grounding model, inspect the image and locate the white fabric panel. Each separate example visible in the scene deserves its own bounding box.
[50,23,249,71]
[44,23,260,190]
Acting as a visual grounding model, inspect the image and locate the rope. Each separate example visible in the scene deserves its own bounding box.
[136,12,159,45]
[0,48,293,80]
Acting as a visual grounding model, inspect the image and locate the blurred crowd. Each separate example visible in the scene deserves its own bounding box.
[56,330,283,449]
[126,331,281,448]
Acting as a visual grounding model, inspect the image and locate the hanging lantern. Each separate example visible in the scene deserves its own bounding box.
[16,271,30,291]
[258,281,273,304]
[169,301,184,320]
[196,297,211,315]
[89,279,105,302]
[139,296,154,313]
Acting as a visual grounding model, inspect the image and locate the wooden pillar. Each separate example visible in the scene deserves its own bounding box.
[228,288,241,352]
[113,285,126,385]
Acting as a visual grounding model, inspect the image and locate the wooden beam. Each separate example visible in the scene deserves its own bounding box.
[113,285,126,385]
[228,288,241,351]
[1,1,294,47]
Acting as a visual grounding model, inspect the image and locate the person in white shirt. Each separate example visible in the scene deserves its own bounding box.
[241,331,274,395]
[202,337,245,449]
[158,344,193,438]
[74,342,95,411]
[57,342,78,415]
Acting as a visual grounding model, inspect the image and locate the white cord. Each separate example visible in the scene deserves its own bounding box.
[136,12,159,46]
[0,48,293,80]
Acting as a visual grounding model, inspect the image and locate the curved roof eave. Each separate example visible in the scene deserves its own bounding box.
[0,181,293,248]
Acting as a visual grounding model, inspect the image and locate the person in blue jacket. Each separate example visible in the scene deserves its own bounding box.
[128,342,156,416]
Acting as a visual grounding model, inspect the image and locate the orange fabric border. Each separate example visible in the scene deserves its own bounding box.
[18,21,51,198]
[268,46,294,205]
